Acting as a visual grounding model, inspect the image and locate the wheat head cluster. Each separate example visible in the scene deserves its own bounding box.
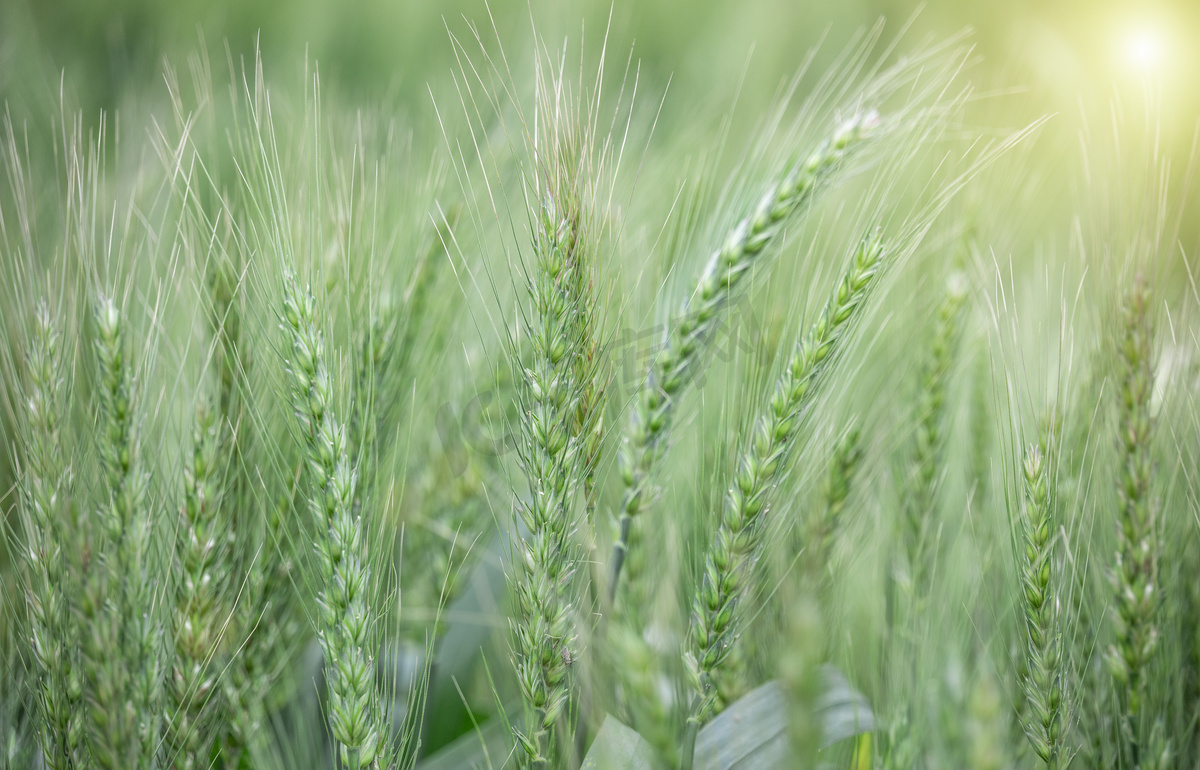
[0,15,1197,770]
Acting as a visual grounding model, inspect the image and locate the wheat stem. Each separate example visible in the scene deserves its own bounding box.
[779,591,824,766]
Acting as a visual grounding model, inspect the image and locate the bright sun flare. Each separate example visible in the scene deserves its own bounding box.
[1125,28,1164,69]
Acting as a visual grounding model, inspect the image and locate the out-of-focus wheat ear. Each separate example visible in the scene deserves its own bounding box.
[904,272,967,595]
[1016,442,1064,769]
[209,254,245,432]
[779,591,823,767]
[352,206,462,519]
[281,271,387,770]
[84,294,163,770]
[1104,277,1159,745]
[17,303,86,769]
[610,111,882,602]
[806,424,864,580]
[166,400,229,770]
[683,234,884,744]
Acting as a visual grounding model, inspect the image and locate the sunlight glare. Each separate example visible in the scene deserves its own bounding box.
[1125,28,1164,70]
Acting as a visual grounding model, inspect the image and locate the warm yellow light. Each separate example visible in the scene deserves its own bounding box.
[1125,29,1164,69]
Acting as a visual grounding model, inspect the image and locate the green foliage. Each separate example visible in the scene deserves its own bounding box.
[0,13,1198,770]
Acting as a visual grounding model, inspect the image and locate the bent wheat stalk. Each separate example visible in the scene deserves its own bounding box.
[684,234,885,755]
[610,111,881,601]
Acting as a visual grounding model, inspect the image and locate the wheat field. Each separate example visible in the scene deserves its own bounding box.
[1,7,1199,770]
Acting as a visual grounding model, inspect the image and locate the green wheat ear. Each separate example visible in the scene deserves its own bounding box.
[1105,277,1159,739]
[166,399,230,770]
[508,191,594,768]
[282,272,387,770]
[610,111,882,601]
[17,303,86,769]
[685,233,885,736]
[806,424,864,581]
[779,591,824,767]
[84,294,163,770]
[1016,440,1064,769]
[904,272,967,595]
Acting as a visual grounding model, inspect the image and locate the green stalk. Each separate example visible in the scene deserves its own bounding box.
[610,111,881,601]
[779,591,824,766]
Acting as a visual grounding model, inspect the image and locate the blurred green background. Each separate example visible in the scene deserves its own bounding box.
[3,0,1198,132]
[1,0,1197,251]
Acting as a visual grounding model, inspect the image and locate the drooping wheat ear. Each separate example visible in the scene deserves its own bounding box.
[166,400,229,770]
[282,272,387,770]
[509,193,592,768]
[610,111,881,601]
[806,424,864,579]
[684,234,885,729]
[1105,278,1159,728]
[1017,442,1064,769]
[18,303,86,769]
[85,295,162,770]
[904,272,967,592]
